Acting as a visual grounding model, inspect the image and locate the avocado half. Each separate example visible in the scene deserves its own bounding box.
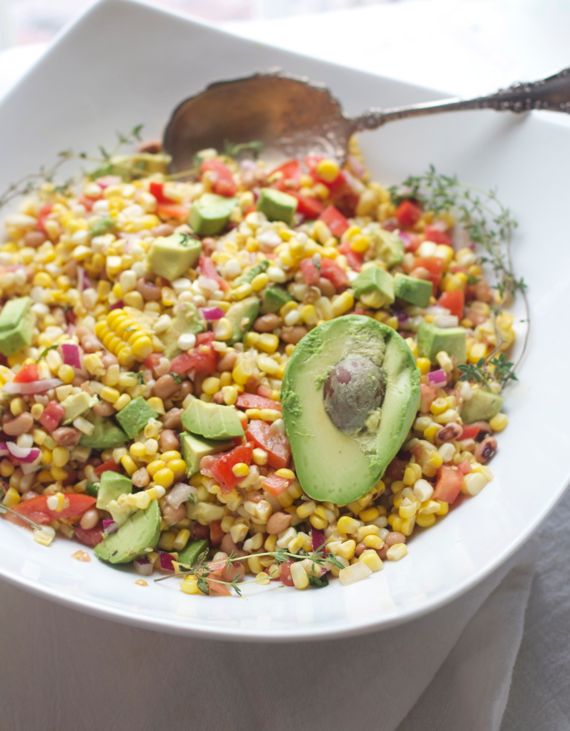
[281,315,420,506]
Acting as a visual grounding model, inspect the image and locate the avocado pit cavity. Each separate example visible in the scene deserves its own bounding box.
[323,354,386,433]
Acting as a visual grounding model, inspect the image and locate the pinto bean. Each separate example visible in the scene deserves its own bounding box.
[52,427,81,447]
[136,278,161,301]
[474,436,497,464]
[162,502,186,527]
[92,400,114,417]
[437,423,463,442]
[266,511,293,535]
[317,277,336,297]
[385,531,406,547]
[24,231,46,248]
[253,314,281,332]
[410,266,431,280]
[280,326,307,344]
[3,412,33,436]
[217,351,238,372]
[159,429,179,452]
[79,509,100,530]
[162,408,182,430]
[153,374,178,400]
[152,223,174,237]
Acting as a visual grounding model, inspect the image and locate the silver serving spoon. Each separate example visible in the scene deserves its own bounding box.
[163,68,570,172]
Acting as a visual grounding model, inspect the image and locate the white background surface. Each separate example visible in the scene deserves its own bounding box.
[0,2,569,729]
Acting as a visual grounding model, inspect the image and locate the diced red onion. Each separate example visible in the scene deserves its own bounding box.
[158,552,176,573]
[109,300,124,310]
[399,231,412,246]
[0,442,8,456]
[95,175,122,189]
[134,557,153,576]
[427,369,448,386]
[200,307,225,321]
[166,482,196,509]
[60,342,82,368]
[102,519,118,534]
[6,442,40,463]
[311,527,326,551]
[77,266,91,292]
[3,378,62,395]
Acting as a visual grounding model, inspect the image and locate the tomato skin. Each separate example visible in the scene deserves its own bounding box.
[438,289,465,318]
[290,192,324,219]
[414,256,445,288]
[39,402,65,433]
[299,258,321,286]
[207,444,253,492]
[169,346,217,378]
[424,226,452,245]
[75,526,103,547]
[246,420,290,469]
[396,199,422,228]
[156,203,189,222]
[459,424,483,441]
[262,474,290,496]
[320,259,349,291]
[37,204,53,235]
[338,241,364,271]
[200,159,237,197]
[279,561,294,586]
[433,466,463,504]
[319,205,349,238]
[236,393,282,412]
[15,494,96,525]
[94,460,121,476]
[149,181,175,204]
[420,383,437,413]
[198,256,228,291]
[269,159,302,184]
[14,364,40,383]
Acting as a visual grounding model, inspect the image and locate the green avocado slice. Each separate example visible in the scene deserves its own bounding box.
[79,416,128,449]
[178,539,209,567]
[94,500,160,564]
[182,397,244,440]
[281,315,420,505]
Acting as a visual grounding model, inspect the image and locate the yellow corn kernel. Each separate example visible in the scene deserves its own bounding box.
[9,397,25,417]
[251,273,269,292]
[57,364,75,384]
[362,534,384,550]
[153,468,175,489]
[430,397,452,416]
[300,304,318,327]
[331,290,354,317]
[159,532,176,551]
[100,386,120,404]
[275,468,295,481]
[2,486,21,508]
[202,377,221,396]
[181,575,203,595]
[52,447,70,468]
[255,333,279,354]
[120,455,137,476]
[436,500,449,516]
[359,550,383,572]
[309,513,327,530]
[114,393,131,411]
[386,543,408,561]
[255,571,271,585]
[415,357,431,375]
[231,462,250,479]
[169,459,187,479]
[337,515,361,535]
[290,561,309,590]
[336,539,356,561]
[350,235,370,254]
[295,501,315,520]
[416,513,437,528]
[391,480,405,495]
[50,467,68,481]
[423,423,441,443]
[247,556,264,575]
[315,158,340,183]
[490,413,509,432]
[129,442,146,460]
[173,528,190,551]
[33,526,56,547]
[468,341,488,363]
[403,462,422,486]
[146,459,166,477]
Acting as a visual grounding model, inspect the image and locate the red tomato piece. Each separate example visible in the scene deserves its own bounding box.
[290,192,324,219]
[14,363,40,383]
[414,257,445,288]
[420,383,437,413]
[424,226,452,245]
[338,241,364,272]
[459,424,483,441]
[433,466,464,504]
[37,204,53,235]
[15,494,96,525]
[207,444,253,492]
[94,460,121,476]
[396,199,422,228]
[200,159,237,197]
[279,561,294,586]
[75,526,103,547]
[236,393,282,412]
[299,258,321,286]
[198,255,229,291]
[438,289,465,319]
[149,180,176,204]
[143,353,163,373]
[156,203,189,222]
[320,259,349,291]
[246,420,290,469]
[169,346,218,377]
[196,332,216,346]
[262,474,290,496]
[269,159,302,184]
[39,402,65,433]
[319,205,349,238]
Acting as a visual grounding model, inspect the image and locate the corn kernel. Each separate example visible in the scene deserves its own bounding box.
[173,528,190,551]
[169,459,187,479]
[252,447,268,466]
[2,486,21,508]
[153,468,175,489]
[290,561,309,590]
[337,515,361,535]
[231,462,250,478]
[9,397,25,417]
[57,364,75,384]
[416,513,437,528]
[100,386,120,404]
[362,534,383,550]
[386,543,408,561]
[52,447,70,468]
[159,532,176,551]
[315,158,340,183]
[146,459,166,477]
[403,462,422,486]
[257,333,279,354]
[490,413,509,432]
[120,455,137,476]
[33,526,56,547]
[331,290,354,317]
[359,549,383,572]
[180,575,202,595]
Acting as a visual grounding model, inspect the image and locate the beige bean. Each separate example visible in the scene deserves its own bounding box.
[79,508,100,531]
[176,381,193,400]
[52,427,81,447]
[162,502,186,527]
[162,408,182,430]
[410,266,431,281]
[3,412,33,436]
[385,531,406,547]
[152,223,174,237]
[92,400,114,417]
[266,511,293,535]
[153,374,178,400]
[303,286,321,304]
[159,429,179,452]
[24,230,46,248]
[317,277,336,297]
[474,436,497,464]
[280,326,307,344]
[217,351,238,372]
[253,314,281,332]
[136,278,161,301]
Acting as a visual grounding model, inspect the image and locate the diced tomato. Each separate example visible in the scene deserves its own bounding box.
[149,180,176,204]
[14,363,39,383]
[424,226,452,245]
[433,465,464,504]
[438,289,464,318]
[198,255,229,291]
[207,577,232,596]
[14,494,96,525]
[320,259,349,291]
[459,424,483,441]
[78,196,95,211]
[169,346,218,378]
[143,353,163,373]
[196,332,216,346]
[269,159,302,184]
[206,444,253,492]
[290,192,324,219]
[246,420,290,469]
[396,199,422,228]
[299,258,321,286]
[209,520,224,546]
[402,233,422,253]
[262,474,290,497]
[457,461,472,475]
[414,256,445,288]
[339,241,364,272]
[236,393,282,412]
[39,402,65,433]
[420,382,437,413]
[279,561,294,586]
[156,203,189,222]
[37,204,53,235]
[75,526,103,547]
[200,159,237,197]
[319,205,349,238]
[94,460,121,476]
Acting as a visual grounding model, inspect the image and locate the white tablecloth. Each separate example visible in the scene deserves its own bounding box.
[1,4,569,729]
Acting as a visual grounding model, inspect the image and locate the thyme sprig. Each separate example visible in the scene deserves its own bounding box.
[458,354,518,389]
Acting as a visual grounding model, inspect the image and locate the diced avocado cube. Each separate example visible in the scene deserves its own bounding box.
[367,224,404,268]
[461,389,503,424]
[226,297,259,343]
[147,233,202,281]
[181,397,244,440]
[94,500,160,564]
[79,417,128,449]
[235,260,269,286]
[159,302,205,358]
[262,286,292,314]
[257,188,297,224]
[180,432,233,477]
[394,273,432,307]
[353,267,394,308]
[0,297,31,331]
[178,539,209,567]
[0,297,35,357]
[417,321,467,364]
[61,392,94,424]
[189,194,237,236]
[115,397,158,439]
[96,471,132,511]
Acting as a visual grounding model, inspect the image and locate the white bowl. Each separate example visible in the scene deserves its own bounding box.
[0,0,568,641]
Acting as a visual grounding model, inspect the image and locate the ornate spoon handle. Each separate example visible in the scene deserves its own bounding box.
[351,67,570,132]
